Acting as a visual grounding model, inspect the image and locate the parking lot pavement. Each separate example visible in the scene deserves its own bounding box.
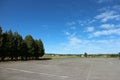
[0,58,120,80]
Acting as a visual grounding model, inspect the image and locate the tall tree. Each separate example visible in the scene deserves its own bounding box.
[13,32,23,60]
[0,27,2,48]
[0,27,45,61]
[39,39,45,57]
[0,27,3,60]
[0,27,2,49]
[21,40,28,60]
[84,52,88,58]
[6,30,15,60]
[0,26,2,35]
[35,39,45,58]
[24,35,36,59]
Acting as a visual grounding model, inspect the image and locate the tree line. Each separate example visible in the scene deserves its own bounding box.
[0,27,45,61]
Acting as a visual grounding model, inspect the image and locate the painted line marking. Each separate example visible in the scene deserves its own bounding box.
[108,61,113,64]
[0,67,69,79]
[86,63,92,80]
[104,59,114,64]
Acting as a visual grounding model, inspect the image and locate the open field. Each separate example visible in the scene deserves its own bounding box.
[42,54,118,59]
[0,58,120,80]
[42,55,81,59]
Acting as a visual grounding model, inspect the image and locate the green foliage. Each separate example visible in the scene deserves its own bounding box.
[84,52,87,57]
[0,27,3,59]
[0,27,2,47]
[24,35,37,59]
[35,39,45,59]
[13,32,23,59]
[0,27,45,61]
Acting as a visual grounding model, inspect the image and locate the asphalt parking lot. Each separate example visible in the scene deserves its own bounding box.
[0,58,120,80]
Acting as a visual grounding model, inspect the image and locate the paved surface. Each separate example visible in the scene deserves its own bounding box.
[0,58,120,80]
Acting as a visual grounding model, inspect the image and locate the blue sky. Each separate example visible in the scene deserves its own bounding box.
[0,0,120,54]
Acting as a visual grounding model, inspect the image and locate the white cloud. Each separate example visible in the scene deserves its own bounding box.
[86,27,95,32]
[88,19,96,23]
[65,31,70,35]
[62,33,82,53]
[99,5,120,12]
[61,36,120,54]
[78,20,87,26]
[97,0,112,3]
[59,4,120,54]
[99,7,110,11]
[90,28,120,37]
[100,24,115,29]
[68,36,82,46]
[66,21,77,30]
[95,10,120,22]
[66,21,76,26]
[64,31,77,39]
[97,0,105,3]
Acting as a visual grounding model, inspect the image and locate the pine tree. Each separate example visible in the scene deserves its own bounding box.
[13,32,23,60]
[21,40,28,60]
[84,52,88,58]
[0,27,3,60]
[24,35,36,59]
[1,32,7,61]
[0,27,45,61]
[37,39,45,57]
[34,39,45,59]
[6,30,15,60]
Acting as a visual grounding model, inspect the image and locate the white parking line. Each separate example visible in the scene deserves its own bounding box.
[86,64,92,80]
[104,59,114,64]
[108,61,113,64]
[0,67,69,79]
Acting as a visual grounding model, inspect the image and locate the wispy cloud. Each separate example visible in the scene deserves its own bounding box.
[64,31,70,36]
[60,3,120,54]
[66,21,77,30]
[99,5,120,12]
[86,27,95,32]
[62,31,82,53]
[68,36,82,46]
[88,19,96,24]
[97,0,112,3]
[100,24,115,29]
[95,10,120,22]
[90,28,120,37]
[66,21,76,26]
[78,20,88,26]
[62,34,120,53]
[64,31,76,37]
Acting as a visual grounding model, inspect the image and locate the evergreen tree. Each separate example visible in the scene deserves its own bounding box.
[84,52,88,58]
[24,35,36,59]
[35,39,45,57]
[0,27,45,61]
[13,32,23,60]
[0,27,2,51]
[6,30,16,60]
[1,32,7,60]
[34,39,44,59]
[21,40,28,60]
[0,27,3,60]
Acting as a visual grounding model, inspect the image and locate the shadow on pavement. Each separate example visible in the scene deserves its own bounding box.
[37,58,52,60]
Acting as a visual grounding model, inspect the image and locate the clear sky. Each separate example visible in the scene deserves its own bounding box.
[0,0,120,54]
